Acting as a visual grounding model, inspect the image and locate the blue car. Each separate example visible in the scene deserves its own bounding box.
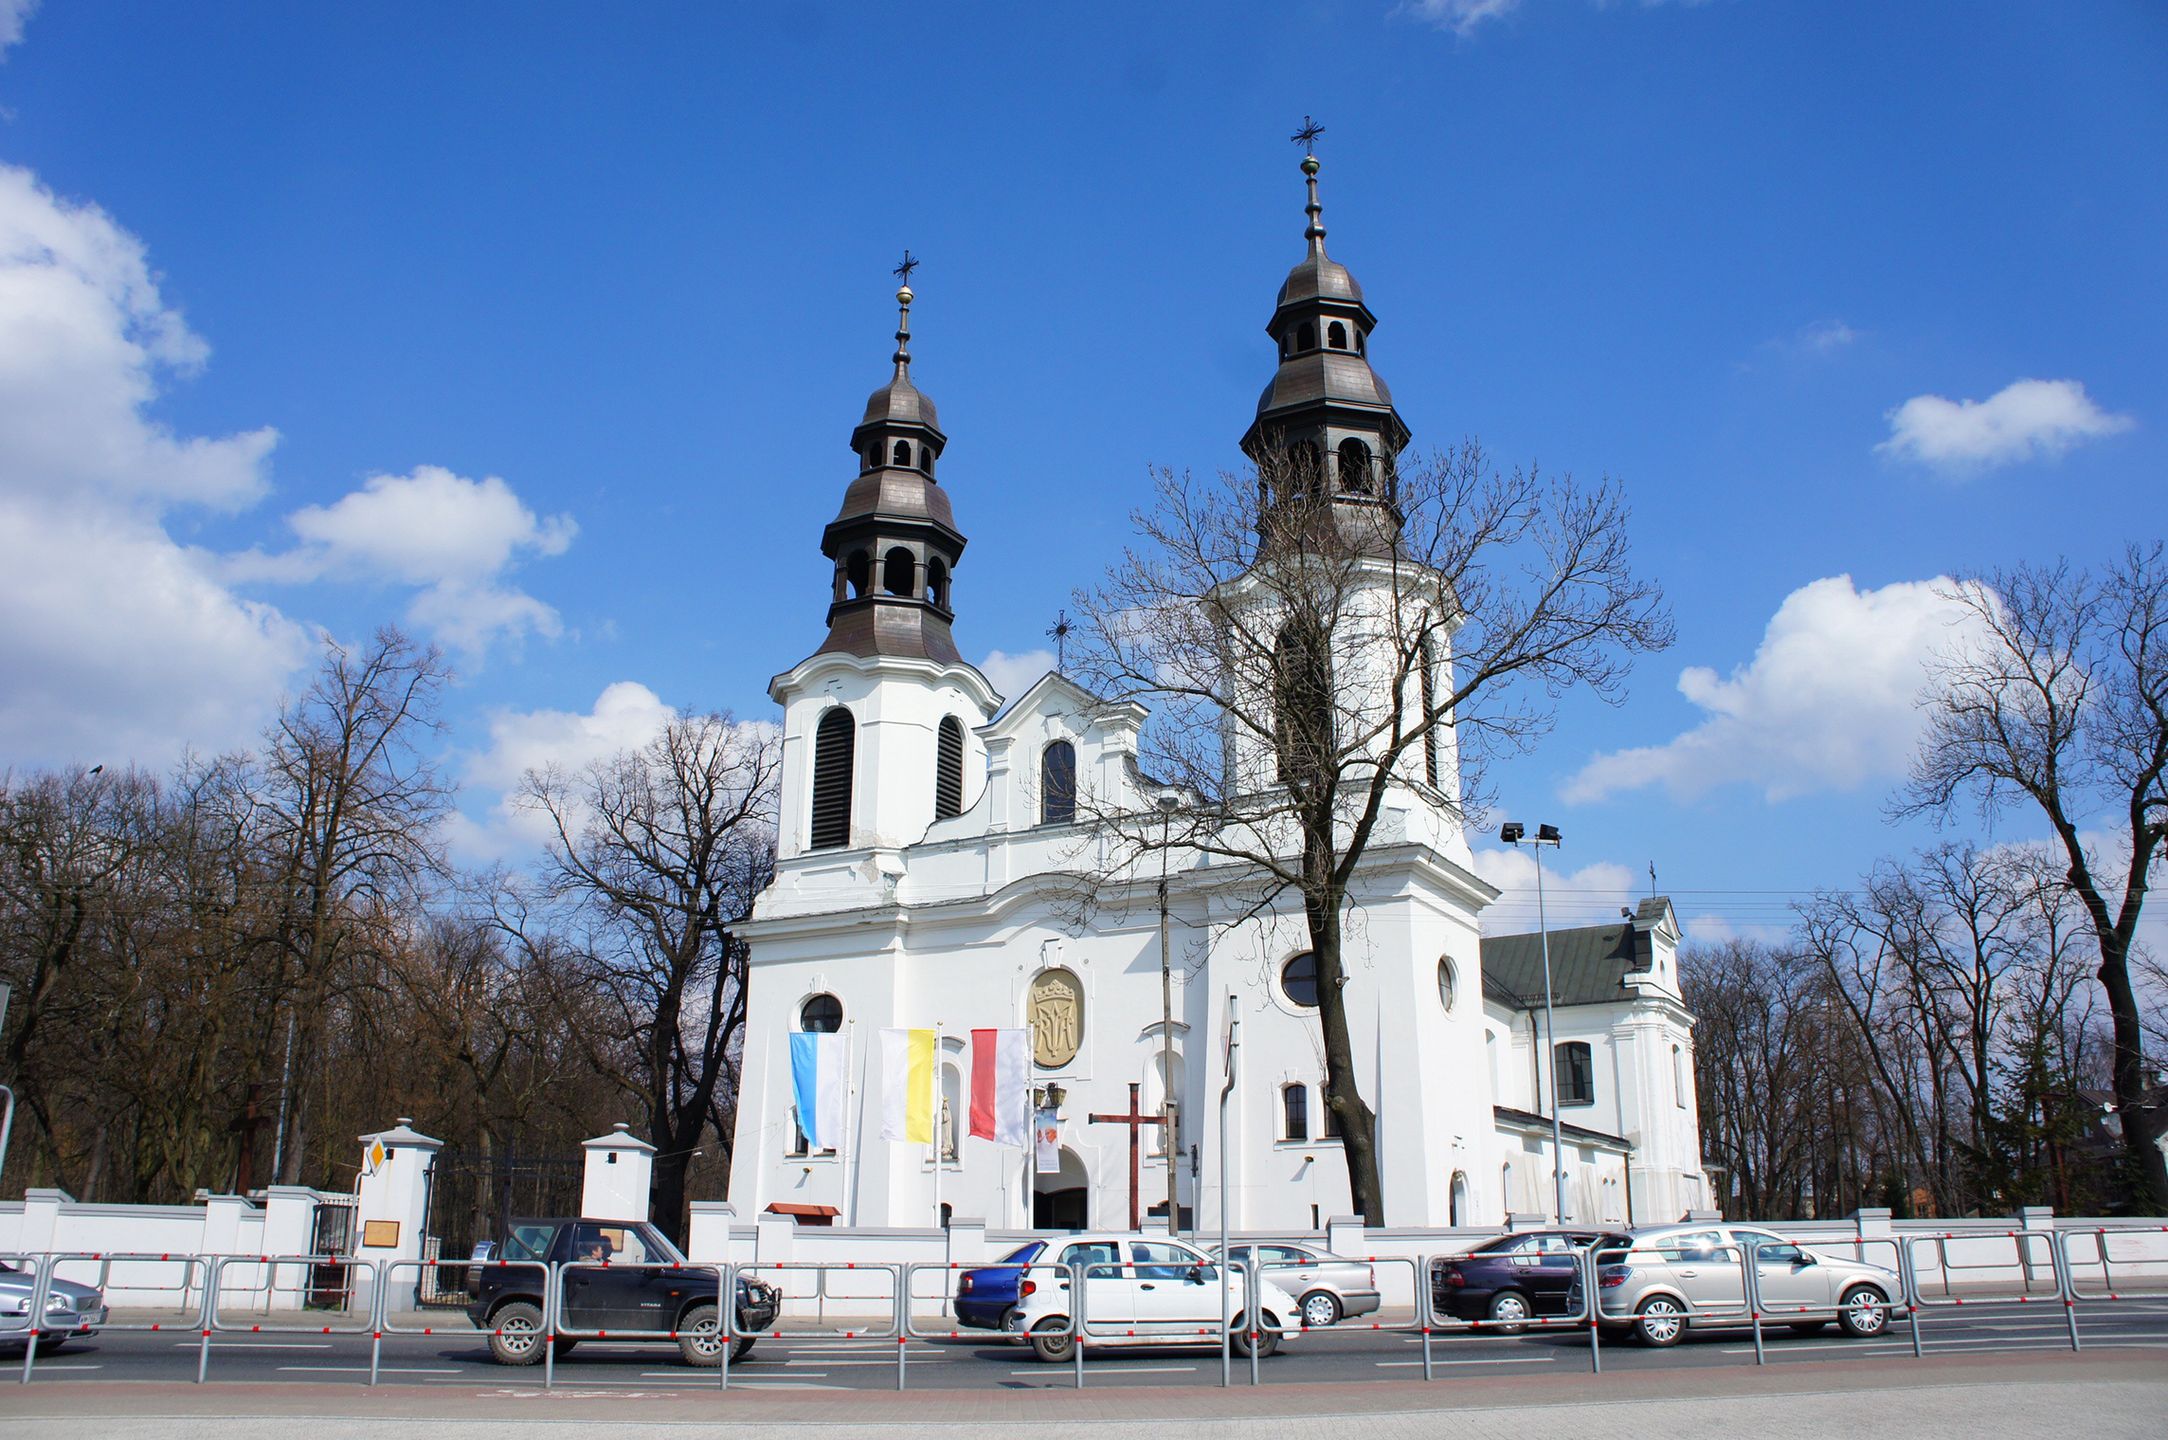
[954,1241,1047,1331]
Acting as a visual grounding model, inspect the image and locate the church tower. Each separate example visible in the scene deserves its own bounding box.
[769,269,1001,866]
[1241,148,1412,553]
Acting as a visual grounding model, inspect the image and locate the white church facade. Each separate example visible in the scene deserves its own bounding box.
[726,156,1709,1235]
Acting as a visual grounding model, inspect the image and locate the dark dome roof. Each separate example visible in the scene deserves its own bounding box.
[860,372,941,434]
[1253,352,1396,418]
[1277,254,1364,308]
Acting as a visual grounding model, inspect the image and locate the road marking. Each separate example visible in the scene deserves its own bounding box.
[174,1341,331,1349]
[1375,1356,1557,1367]
[277,1365,463,1374]
[1007,1364,1198,1375]
[26,1363,100,1370]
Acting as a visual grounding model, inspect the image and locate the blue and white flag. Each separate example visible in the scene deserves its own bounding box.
[790,1031,848,1150]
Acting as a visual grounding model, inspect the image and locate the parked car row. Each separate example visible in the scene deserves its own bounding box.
[0,1218,1903,1367]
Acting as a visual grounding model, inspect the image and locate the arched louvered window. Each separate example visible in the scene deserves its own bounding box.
[1337,437,1373,494]
[1297,321,1316,351]
[846,550,872,599]
[809,708,855,850]
[934,716,965,820]
[1039,740,1076,826]
[926,557,950,609]
[892,439,911,467]
[1419,635,1440,787]
[1273,619,1332,787]
[883,547,915,596]
[1327,320,1348,349]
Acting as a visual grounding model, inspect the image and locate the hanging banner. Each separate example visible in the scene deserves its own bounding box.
[880,1027,936,1143]
[1033,1107,1062,1174]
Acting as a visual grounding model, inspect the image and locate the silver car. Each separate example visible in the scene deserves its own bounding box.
[1217,1243,1382,1329]
[0,1262,108,1350]
[1571,1223,1900,1347]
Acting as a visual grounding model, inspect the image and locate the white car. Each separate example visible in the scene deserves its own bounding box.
[1005,1232,1303,1363]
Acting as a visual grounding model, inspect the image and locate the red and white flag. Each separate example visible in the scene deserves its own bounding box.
[969,1028,1030,1147]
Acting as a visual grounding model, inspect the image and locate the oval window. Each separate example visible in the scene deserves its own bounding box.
[800,994,844,1033]
[1280,952,1319,1008]
[1438,957,1457,1013]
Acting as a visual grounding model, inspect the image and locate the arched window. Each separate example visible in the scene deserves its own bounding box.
[1555,1041,1595,1107]
[1419,635,1441,787]
[934,716,965,820]
[883,546,915,596]
[939,1063,962,1163]
[1449,1171,1469,1227]
[1322,1087,1342,1139]
[1039,740,1076,826]
[1279,951,1319,1008]
[1337,437,1373,494]
[863,445,879,472]
[1327,320,1348,349]
[1436,957,1457,1013]
[846,549,872,599]
[799,993,843,1032]
[926,556,950,609]
[1296,321,1315,351]
[1281,1083,1309,1141]
[920,445,935,476]
[809,708,855,850]
[892,439,912,467]
[1273,618,1333,787]
[1356,329,1366,354]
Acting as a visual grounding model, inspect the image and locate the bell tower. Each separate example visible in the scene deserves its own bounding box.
[770,261,999,867]
[1240,141,1412,553]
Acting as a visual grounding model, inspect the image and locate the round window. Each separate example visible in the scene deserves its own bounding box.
[1438,957,1457,1013]
[800,993,843,1033]
[1280,952,1319,1008]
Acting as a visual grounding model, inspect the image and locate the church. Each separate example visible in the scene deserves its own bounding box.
[725,151,1710,1235]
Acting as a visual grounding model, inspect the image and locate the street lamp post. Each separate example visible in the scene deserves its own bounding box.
[1501,821,1565,1224]
[1156,792,1181,1234]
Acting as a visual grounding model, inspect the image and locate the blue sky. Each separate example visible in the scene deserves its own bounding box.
[1,1,2162,940]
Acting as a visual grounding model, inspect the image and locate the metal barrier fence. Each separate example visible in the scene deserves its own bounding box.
[4,1227,2167,1390]
[725,1261,903,1390]
[902,1260,1084,1388]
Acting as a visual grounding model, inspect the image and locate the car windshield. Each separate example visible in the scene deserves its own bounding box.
[641,1224,688,1265]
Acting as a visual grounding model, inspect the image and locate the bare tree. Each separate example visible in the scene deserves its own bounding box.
[1071,444,1671,1222]
[518,713,780,1241]
[1901,546,2168,1209]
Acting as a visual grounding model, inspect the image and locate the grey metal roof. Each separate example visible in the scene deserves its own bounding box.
[1480,898,1668,1010]
[1493,1105,1631,1150]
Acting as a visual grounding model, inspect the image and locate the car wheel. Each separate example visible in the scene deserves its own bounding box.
[1837,1285,1890,1338]
[1230,1312,1281,1358]
[1029,1318,1075,1364]
[676,1302,724,1365]
[1256,1312,1283,1358]
[730,1334,756,1363]
[1300,1290,1341,1329]
[486,1300,547,1366]
[1634,1296,1686,1348]
[1789,1320,1828,1335]
[1487,1291,1531,1334]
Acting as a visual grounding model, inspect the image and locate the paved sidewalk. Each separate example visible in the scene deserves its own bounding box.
[0,1349,2159,1437]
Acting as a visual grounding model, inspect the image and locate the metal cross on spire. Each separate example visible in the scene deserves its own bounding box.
[1045,610,1073,673]
[892,249,920,286]
[1291,114,1325,155]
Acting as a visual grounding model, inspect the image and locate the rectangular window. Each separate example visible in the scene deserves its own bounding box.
[1282,1084,1309,1141]
[1555,1041,1595,1107]
[1322,1089,1342,1139]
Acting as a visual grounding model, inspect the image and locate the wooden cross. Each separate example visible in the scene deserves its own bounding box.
[1089,1082,1168,1231]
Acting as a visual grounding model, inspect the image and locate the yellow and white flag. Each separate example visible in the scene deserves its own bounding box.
[879,1027,936,1144]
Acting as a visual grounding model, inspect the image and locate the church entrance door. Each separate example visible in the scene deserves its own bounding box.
[1033,1146,1089,1230]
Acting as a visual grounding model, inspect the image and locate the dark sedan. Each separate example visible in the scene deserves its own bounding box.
[1432,1230,1627,1332]
[954,1241,1047,1332]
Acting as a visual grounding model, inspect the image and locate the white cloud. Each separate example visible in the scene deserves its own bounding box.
[0,2,37,60]
[979,647,1055,702]
[229,466,577,652]
[1563,575,1981,804]
[1878,378,2134,472]
[1471,846,1641,936]
[1797,319,1857,355]
[1400,0,1522,34]
[0,163,309,766]
[449,681,679,860]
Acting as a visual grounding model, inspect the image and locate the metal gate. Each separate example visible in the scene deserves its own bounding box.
[307,1194,358,1309]
[423,1146,585,1263]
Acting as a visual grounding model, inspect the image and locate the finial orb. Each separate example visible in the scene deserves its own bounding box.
[896,284,914,306]
[1301,154,1320,176]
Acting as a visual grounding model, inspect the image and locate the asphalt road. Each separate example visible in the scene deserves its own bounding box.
[10,1296,2167,1393]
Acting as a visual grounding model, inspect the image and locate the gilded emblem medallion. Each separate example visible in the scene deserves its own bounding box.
[1028,968,1084,1068]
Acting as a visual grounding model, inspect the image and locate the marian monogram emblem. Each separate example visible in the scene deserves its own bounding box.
[1028,968,1084,1068]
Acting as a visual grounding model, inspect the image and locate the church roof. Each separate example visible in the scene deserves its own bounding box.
[1480,897,1671,1009]
[1493,1105,1631,1151]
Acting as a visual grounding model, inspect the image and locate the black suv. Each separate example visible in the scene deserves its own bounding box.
[464,1217,779,1366]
